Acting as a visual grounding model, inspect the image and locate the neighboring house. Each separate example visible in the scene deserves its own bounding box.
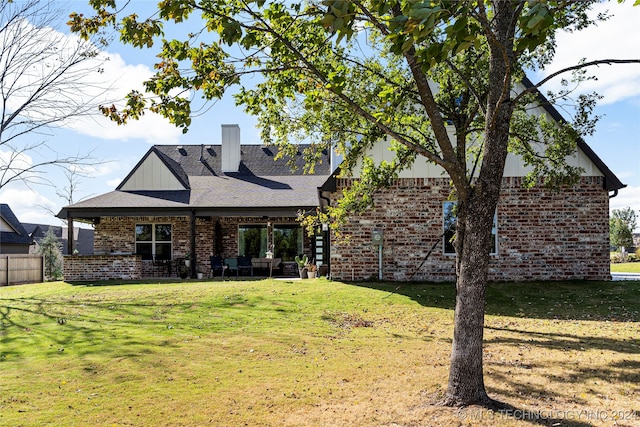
[58,125,331,281]
[59,91,625,282]
[0,204,34,254]
[24,223,94,255]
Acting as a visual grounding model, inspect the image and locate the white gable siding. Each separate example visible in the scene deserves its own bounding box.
[351,99,603,181]
[119,152,186,191]
[348,80,604,180]
[351,137,603,179]
[0,217,17,232]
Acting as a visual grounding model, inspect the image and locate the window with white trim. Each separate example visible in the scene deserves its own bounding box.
[135,224,172,260]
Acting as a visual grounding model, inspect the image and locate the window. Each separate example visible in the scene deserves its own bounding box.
[273,224,303,261]
[443,202,497,255]
[238,225,268,258]
[135,224,172,260]
[443,202,457,254]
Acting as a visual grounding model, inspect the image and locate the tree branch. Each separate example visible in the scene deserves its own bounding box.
[515,59,640,103]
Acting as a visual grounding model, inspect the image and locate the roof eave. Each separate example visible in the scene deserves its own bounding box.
[59,205,315,221]
[522,75,626,192]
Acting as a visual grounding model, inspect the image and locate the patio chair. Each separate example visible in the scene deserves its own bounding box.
[209,255,226,278]
[154,254,172,277]
[237,255,253,277]
[225,257,238,277]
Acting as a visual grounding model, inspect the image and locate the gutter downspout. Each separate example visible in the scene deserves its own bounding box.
[609,189,618,198]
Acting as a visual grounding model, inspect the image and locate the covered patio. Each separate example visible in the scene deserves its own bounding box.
[59,209,327,282]
[57,129,333,282]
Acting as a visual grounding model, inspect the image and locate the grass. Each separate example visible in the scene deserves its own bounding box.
[0,278,638,426]
[611,262,640,273]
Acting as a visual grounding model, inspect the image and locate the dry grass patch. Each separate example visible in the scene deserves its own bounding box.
[0,279,638,426]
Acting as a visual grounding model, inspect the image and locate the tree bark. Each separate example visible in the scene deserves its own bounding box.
[443,198,494,406]
[443,1,518,407]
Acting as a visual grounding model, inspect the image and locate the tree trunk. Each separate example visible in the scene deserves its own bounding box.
[443,198,495,406]
[442,1,518,406]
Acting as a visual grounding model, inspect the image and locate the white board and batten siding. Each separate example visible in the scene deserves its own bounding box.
[119,152,186,191]
[350,80,605,180]
[352,134,604,180]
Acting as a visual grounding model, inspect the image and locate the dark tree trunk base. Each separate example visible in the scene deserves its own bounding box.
[438,393,501,409]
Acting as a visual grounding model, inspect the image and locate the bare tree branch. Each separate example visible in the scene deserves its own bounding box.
[516,59,640,103]
[0,0,113,190]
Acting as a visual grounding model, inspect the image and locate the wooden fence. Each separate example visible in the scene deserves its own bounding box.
[0,254,44,285]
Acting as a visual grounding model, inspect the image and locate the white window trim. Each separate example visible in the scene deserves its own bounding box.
[135,223,172,257]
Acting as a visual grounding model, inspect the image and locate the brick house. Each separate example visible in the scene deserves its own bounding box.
[319,80,625,281]
[59,125,331,281]
[59,100,624,282]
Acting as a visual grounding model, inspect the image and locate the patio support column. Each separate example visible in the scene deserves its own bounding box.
[67,213,74,255]
[190,210,196,278]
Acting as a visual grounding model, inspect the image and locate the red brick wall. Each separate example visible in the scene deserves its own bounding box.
[64,254,142,281]
[329,177,610,282]
[92,215,306,277]
[94,216,211,273]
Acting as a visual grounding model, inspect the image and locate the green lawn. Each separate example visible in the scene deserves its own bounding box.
[1,279,638,426]
[611,262,640,273]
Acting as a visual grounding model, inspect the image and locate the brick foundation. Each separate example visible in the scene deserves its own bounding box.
[329,177,611,282]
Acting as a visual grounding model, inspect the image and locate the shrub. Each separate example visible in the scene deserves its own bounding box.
[610,252,623,263]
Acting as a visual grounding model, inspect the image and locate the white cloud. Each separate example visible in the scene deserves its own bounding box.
[540,2,640,105]
[610,185,640,232]
[107,178,123,188]
[71,161,121,178]
[62,51,183,145]
[1,11,183,146]
[0,187,62,226]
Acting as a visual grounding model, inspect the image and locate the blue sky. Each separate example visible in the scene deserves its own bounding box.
[1,1,639,231]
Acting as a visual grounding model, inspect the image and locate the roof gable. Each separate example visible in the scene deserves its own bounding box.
[343,77,624,191]
[521,76,625,191]
[118,148,190,191]
[58,144,331,220]
[0,204,32,245]
[0,216,17,233]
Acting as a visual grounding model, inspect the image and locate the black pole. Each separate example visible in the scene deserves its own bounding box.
[190,211,196,278]
[67,214,74,255]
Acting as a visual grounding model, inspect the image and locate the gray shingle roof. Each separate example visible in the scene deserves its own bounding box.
[59,144,331,219]
[0,204,33,245]
[152,144,330,178]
